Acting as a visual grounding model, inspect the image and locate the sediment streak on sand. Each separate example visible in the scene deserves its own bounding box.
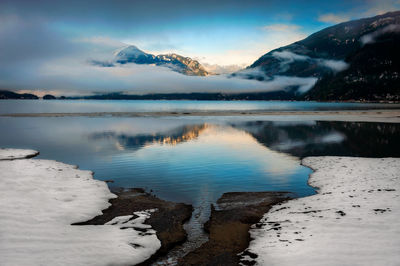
[1,109,400,122]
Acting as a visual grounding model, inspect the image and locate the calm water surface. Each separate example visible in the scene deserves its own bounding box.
[1,116,399,206]
[1,100,399,262]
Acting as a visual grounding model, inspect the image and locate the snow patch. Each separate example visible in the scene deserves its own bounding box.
[243,157,400,266]
[0,149,161,266]
[0,148,38,160]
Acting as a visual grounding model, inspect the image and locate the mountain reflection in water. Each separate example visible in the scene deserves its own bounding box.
[1,117,399,206]
[88,120,400,161]
[88,123,304,187]
[231,121,400,157]
[89,124,209,150]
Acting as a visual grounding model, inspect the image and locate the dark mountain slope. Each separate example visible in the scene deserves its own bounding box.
[245,11,400,101]
[306,29,400,101]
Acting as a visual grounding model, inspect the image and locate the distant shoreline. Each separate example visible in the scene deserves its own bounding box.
[1,98,400,104]
[2,90,400,103]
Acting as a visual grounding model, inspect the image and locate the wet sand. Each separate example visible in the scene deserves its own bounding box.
[2,109,400,123]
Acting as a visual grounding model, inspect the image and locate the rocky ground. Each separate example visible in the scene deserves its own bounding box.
[179,192,292,266]
[77,188,193,265]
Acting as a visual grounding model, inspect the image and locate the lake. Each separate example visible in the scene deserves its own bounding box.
[1,100,399,258]
[0,109,399,210]
[1,100,399,207]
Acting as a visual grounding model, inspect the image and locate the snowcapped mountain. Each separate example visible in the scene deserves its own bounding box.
[115,45,157,64]
[115,46,209,76]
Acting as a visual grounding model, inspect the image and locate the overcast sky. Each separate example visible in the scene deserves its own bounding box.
[0,0,399,95]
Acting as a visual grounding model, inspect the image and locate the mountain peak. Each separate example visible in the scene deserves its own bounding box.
[115,45,155,64]
[118,45,144,54]
[114,46,209,76]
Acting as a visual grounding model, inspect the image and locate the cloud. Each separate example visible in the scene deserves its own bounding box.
[0,14,320,96]
[243,23,308,65]
[272,51,309,62]
[361,0,400,17]
[75,36,125,47]
[272,50,349,72]
[184,46,269,68]
[6,59,320,95]
[0,1,298,67]
[190,23,307,67]
[0,15,124,66]
[318,59,349,72]
[318,13,350,24]
[318,1,400,25]
[0,15,77,64]
[202,63,246,74]
[360,24,400,45]
[233,67,318,94]
[2,0,400,69]
[275,76,317,93]
[262,24,301,32]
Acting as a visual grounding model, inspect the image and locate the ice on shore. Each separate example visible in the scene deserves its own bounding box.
[0,149,160,266]
[244,157,400,266]
[0,148,38,160]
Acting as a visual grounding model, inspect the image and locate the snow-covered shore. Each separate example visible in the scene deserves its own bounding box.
[3,149,399,266]
[0,149,160,266]
[0,148,38,160]
[244,157,400,266]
